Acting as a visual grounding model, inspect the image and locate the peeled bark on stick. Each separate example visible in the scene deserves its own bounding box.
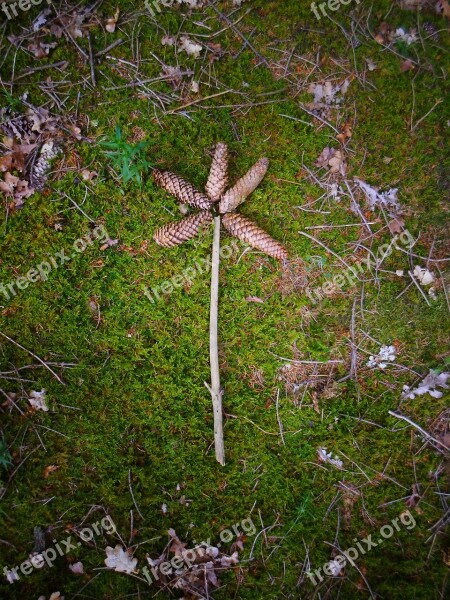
[206,215,225,466]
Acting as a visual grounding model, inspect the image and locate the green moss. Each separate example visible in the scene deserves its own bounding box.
[0,0,448,598]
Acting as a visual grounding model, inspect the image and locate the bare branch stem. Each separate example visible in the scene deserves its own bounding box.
[208,216,225,465]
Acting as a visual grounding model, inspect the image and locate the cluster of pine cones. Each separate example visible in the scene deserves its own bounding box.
[153,143,288,262]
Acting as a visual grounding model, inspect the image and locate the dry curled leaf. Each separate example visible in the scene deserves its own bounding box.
[400,59,415,72]
[105,545,138,574]
[69,561,84,575]
[245,296,264,303]
[28,389,49,412]
[388,216,405,234]
[179,36,202,58]
[328,150,346,174]
[336,122,352,144]
[105,8,120,33]
[44,465,60,478]
[0,172,35,208]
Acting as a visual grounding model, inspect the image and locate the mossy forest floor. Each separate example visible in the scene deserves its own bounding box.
[0,1,449,598]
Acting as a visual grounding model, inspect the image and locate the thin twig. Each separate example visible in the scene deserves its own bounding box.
[0,332,64,385]
[298,231,357,274]
[275,388,285,445]
[128,470,145,520]
[411,98,443,132]
[206,216,225,466]
[388,411,449,453]
[165,89,238,116]
[87,33,96,88]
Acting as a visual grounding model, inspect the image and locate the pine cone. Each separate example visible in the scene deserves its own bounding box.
[205,142,228,202]
[222,213,287,261]
[154,169,213,210]
[0,108,33,141]
[154,212,213,247]
[27,141,60,190]
[422,22,438,39]
[219,158,269,214]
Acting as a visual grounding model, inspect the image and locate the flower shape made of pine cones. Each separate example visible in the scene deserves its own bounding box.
[153,143,288,261]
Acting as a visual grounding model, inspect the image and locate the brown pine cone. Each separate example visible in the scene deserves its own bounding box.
[205,142,229,202]
[154,212,213,247]
[219,158,269,214]
[154,169,213,210]
[222,213,287,261]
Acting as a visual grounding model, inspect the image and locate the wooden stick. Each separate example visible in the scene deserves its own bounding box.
[207,215,225,465]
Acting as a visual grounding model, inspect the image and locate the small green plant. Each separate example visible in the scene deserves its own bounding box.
[101,126,152,184]
[0,90,24,111]
[0,439,12,470]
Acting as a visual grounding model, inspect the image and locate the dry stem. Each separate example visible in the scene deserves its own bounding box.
[207,216,225,465]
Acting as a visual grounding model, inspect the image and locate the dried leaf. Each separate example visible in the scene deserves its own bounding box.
[245,296,264,303]
[43,465,60,478]
[400,59,415,72]
[69,561,84,575]
[105,8,120,33]
[179,36,202,58]
[388,216,405,234]
[81,169,98,181]
[336,122,352,144]
[105,545,138,574]
[27,40,57,59]
[28,389,49,412]
[413,265,435,286]
[317,447,344,469]
[328,150,346,175]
